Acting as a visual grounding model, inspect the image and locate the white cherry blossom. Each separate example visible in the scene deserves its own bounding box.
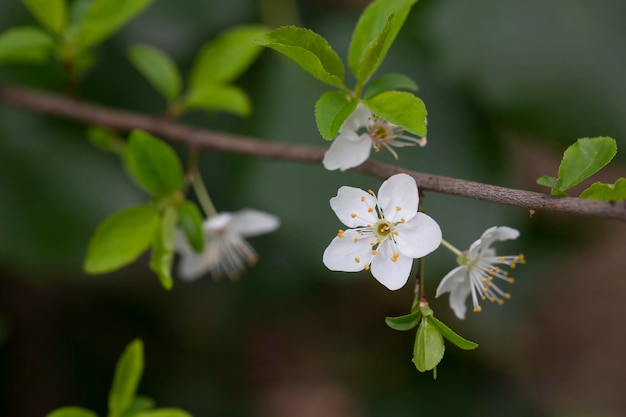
[322,103,427,171]
[176,209,279,281]
[323,173,442,290]
[436,226,525,319]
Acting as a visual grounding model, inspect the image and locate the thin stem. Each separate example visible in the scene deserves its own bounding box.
[192,168,218,218]
[440,238,462,256]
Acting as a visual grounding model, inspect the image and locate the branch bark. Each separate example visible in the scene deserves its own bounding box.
[1,84,625,222]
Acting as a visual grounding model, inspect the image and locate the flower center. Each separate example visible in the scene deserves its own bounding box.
[374,219,393,240]
[368,117,396,150]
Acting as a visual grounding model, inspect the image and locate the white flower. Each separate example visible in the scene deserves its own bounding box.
[176,208,279,281]
[322,103,427,171]
[323,173,442,290]
[436,226,526,319]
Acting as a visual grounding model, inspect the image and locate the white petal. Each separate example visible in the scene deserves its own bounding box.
[394,212,442,258]
[370,241,413,290]
[177,250,209,281]
[435,266,470,319]
[322,132,371,171]
[204,213,232,232]
[229,209,280,237]
[339,103,371,134]
[323,229,375,272]
[377,173,418,223]
[468,226,519,257]
[329,186,378,228]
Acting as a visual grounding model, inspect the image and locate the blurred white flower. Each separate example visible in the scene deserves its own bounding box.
[322,103,426,171]
[323,173,441,290]
[436,226,525,319]
[176,209,279,281]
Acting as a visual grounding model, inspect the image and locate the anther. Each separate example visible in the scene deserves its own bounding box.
[368,208,373,213]
[353,238,358,243]
[396,206,401,211]
[473,306,482,313]
[337,229,344,238]
[368,189,375,195]
[361,196,366,202]
[504,293,511,299]
[401,218,405,223]
[508,278,515,284]
[355,257,360,263]
[351,213,357,218]
[364,265,370,270]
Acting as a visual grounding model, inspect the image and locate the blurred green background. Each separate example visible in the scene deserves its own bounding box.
[1,0,626,416]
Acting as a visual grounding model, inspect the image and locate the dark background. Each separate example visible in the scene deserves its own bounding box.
[1,0,626,416]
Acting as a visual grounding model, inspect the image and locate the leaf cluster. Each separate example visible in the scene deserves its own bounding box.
[46,339,192,417]
[537,137,626,201]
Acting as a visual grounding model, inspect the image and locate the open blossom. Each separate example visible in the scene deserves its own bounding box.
[322,103,427,171]
[323,173,441,290]
[436,226,526,319]
[176,209,279,281]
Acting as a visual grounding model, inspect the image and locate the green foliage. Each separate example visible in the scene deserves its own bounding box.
[188,25,268,89]
[348,0,417,83]
[363,73,418,99]
[87,126,125,154]
[149,206,178,290]
[385,311,421,331]
[0,26,54,63]
[121,397,156,417]
[365,91,427,136]
[109,339,145,417]
[128,44,182,103]
[21,0,67,35]
[314,91,357,140]
[46,407,99,417]
[124,130,184,197]
[178,201,205,253]
[84,205,160,274]
[256,26,345,89]
[579,178,626,201]
[427,315,478,350]
[537,137,618,197]
[183,84,251,116]
[413,315,444,373]
[75,0,155,48]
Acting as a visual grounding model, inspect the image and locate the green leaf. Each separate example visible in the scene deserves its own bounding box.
[128,44,182,102]
[178,201,205,253]
[121,396,155,417]
[22,0,67,34]
[150,206,177,290]
[427,316,478,350]
[348,0,416,78]
[413,317,444,372]
[364,73,418,99]
[558,136,617,191]
[579,178,626,201]
[87,125,125,154]
[0,26,54,63]
[84,205,159,274]
[355,15,393,85]
[255,26,345,89]
[183,84,251,117]
[134,409,192,417]
[385,311,421,331]
[108,339,144,417]
[366,91,427,136]
[75,0,155,48]
[314,91,357,140]
[46,407,98,417]
[124,130,184,197]
[188,25,268,89]
[536,175,559,189]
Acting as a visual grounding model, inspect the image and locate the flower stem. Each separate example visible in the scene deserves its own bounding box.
[191,166,218,218]
[440,238,462,256]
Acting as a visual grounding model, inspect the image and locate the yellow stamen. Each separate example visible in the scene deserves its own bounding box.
[368,207,373,213]
[368,189,375,195]
[353,238,358,243]
[508,278,515,284]
[337,229,344,238]
[361,196,365,202]
[351,213,357,219]
[355,257,360,263]
[396,206,401,211]
[473,306,482,313]
[401,217,405,223]
[364,264,370,270]
[504,293,511,299]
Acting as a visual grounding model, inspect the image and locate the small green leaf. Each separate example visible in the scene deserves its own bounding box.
[364,73,418,99]
[178,201,205,253]
[366,91,427,136]
[84,205,159,274]
[22,0,67,34]
[124,130,184,197]
[150,206,178,290]
[75,0,155,48]
[108,339,144,417]
[183,84,251,116]
[536,175,559,189]
[558,136,617,191]
[385,311,421,331]
[314,91,357,140]
[413,317,445,372]
[0,26,54,63]
[87,125,125,154]
[256,26,345,89]
[134,409,192,417]
[188,25,268,89]
[427,316,478,350]
[121,396,155,417]
[46,407,98,417]
[355,15,393,85]
[128,44,182,102]
[579,178,626,201]
[348,0,416,78]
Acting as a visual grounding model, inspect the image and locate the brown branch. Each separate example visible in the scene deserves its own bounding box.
[1,84,625,222]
